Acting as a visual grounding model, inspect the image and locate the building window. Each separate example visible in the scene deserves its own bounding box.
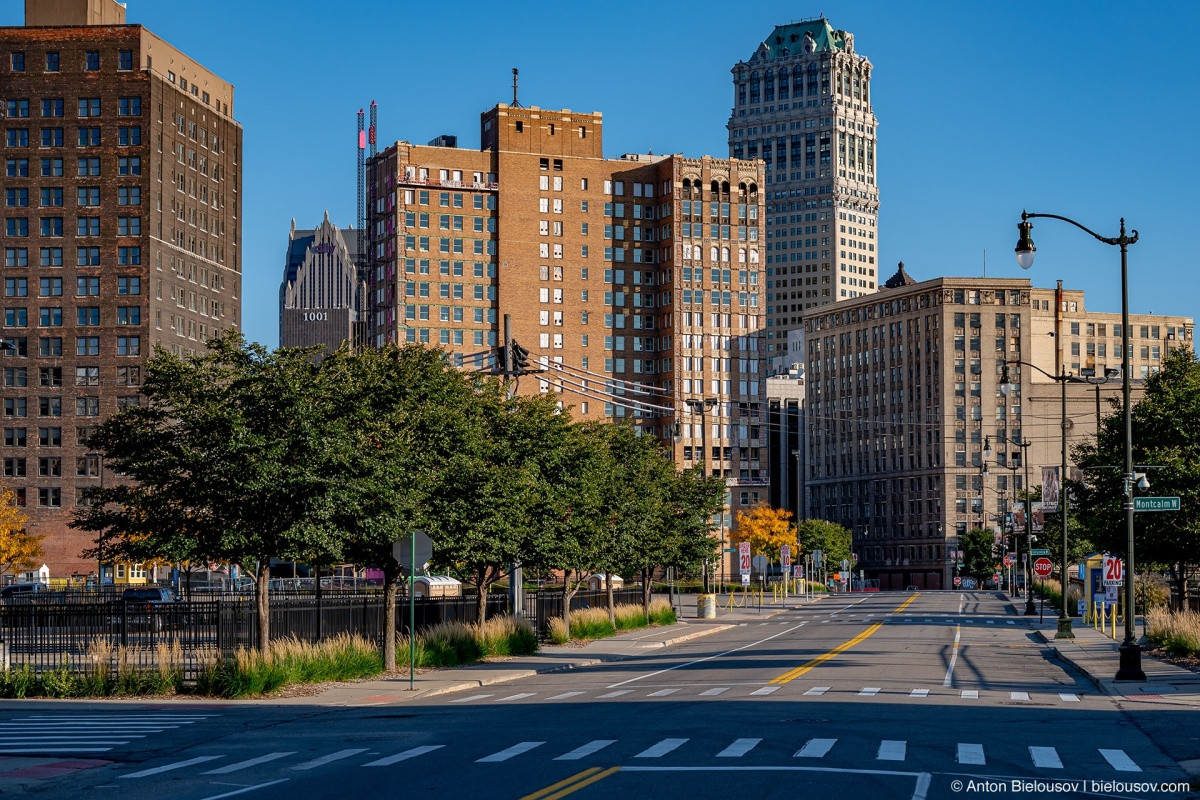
[118,50,134,71]
[10,53,25,72]
[118,97,141,116]
[44,52,60,72]
[78,98,101,117]
[116,336,140,356]
[84,51,100,71]
[75,397,100,417]
[37,487,61,507]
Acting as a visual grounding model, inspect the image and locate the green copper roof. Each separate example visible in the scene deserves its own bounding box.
[757,18,848,58]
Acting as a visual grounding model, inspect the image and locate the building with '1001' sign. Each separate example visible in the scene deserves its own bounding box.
[278,212,366,355]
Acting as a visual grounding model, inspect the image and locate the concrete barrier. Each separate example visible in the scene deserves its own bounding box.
[697,594,717,619]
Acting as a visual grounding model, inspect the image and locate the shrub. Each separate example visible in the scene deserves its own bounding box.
[1147,607,1200,657]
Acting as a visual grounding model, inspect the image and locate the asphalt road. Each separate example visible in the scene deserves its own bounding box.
[3,591,1196,799]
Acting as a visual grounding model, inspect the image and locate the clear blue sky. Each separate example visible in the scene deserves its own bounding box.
[6,1,1197,348]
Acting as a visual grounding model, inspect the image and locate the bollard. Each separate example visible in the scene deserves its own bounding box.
[696,593,717,619]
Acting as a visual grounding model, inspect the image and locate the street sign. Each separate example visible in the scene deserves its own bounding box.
[393,530,432,572]
[1133,496,1180,512]
[793,565,802,579]
[812,549,823,566]
[741,573,750,587]
[738,542,751,576]
[1031,549,1050,556]
[840,559,850,571]
[1033,558,1053,578]
[781,544,791,568]
[1102,555,1124,586]
[1003,554,1015,567]
[953,576,962,587]
[1105,584,1119,602]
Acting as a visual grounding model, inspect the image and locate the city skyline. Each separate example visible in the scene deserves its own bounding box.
[3,0,1196,352]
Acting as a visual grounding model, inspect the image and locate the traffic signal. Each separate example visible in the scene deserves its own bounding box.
[511,340,531,374]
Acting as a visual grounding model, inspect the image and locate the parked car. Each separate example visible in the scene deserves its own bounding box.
[0,582,49,602]
[110,587,182,629]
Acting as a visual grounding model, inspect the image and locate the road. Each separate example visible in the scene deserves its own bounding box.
[1,591,1195,799]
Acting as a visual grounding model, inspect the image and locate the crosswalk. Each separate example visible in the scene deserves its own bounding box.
[0,712,218,755]
[114,735,1157,779]
[443,684,1092,705]
[744,617,1020,626]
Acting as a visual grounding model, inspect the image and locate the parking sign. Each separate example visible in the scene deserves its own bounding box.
[739,542,751,576]
[781,545,791,568]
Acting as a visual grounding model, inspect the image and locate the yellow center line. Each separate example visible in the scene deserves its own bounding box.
[769,593,918,685]
[520,767,621,800]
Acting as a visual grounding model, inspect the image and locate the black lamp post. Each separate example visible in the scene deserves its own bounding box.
[1015,211,1145,680]
[686,397,719,592]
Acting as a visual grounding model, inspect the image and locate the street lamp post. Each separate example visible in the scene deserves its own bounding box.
[686,397,718,592]
[1015,211,1145,680]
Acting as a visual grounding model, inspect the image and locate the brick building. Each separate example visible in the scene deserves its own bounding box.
[367,103,768,579]
[0,0,242,580]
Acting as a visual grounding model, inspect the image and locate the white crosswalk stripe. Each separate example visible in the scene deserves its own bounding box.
[909,689,929,697]
[121,756,223,779]
[1100,749,1141,772]
[961,690,979,699]
[204,753,294,774]
[555,740,616,761]
[795,738,837,758]
[546,691,585,700]
[363,745,444,766]
[496,693,536,702]
[858,687,880,696]
[1011,691,1031,701]
[749,686,779,696]
[648,688,680,697]
[292,749,368,771]
[476,742,544,763]
[716,738,761,758]
[957,743,986,765]
[877,740,906,761]
[803,686,830,696]
[0,712,218,756]
[597,690,633,699]
[450,694,492,703]
[700,687,730,696]
[1030,746,1064,769]
[636,738,688,758]
[1058,693,1079,702]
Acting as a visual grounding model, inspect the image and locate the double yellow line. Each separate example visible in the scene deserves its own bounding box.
[770,594,918,685]
[520,767,621,800]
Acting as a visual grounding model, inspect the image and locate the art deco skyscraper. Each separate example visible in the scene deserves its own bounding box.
[730,17,878,372]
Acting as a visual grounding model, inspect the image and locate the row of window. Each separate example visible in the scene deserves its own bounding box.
[5,186,141,208]
[3,395,128,417]
[4,125,142,147]
[8,49,135,73]
[3,306,140,326]
[3,365,139,387]
[6,155,141,177]
[2,242,139,267]
[0,335,142,357]
[4,97,141,118]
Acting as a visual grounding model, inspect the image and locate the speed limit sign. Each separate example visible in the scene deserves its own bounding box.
[1102,555,1124,586]
[739,541,751,576]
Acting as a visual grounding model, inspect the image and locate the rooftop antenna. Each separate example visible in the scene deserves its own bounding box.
[983,247,987,278]
[512,68,522,107]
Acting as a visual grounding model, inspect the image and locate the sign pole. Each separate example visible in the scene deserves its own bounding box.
[409,528,416,691]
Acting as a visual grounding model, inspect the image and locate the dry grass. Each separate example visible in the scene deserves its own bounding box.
[1147,607,1200,657]
[549,600,676,644]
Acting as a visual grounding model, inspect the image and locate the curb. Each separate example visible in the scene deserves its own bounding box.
[1034,630,1109,694]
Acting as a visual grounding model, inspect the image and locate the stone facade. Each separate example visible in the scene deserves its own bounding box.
[367,104,768,581]
[802,276,1193,590]
[0,1,242,578]
[730,17,879,373]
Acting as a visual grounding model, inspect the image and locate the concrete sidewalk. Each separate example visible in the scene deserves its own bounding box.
[1008,596,1200,707]
[268,593,808,707]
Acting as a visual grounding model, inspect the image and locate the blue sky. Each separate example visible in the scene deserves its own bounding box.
[5,1,1197,348]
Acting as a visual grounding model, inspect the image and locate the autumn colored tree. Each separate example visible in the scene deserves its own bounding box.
[734,505,797,571]
[0,489,39,581]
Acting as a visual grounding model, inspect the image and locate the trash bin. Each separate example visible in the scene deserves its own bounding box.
[697,593,717,619]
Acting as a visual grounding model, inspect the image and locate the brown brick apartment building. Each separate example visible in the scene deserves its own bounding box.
[367,104,768,579]
[0,0,242,581]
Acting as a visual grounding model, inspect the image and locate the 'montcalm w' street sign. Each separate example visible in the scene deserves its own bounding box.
[1133,497,1180,512]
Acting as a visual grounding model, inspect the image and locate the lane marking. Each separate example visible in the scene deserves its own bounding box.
[547,692,585,700]
[1010,691,1030,701]
[700,688,729,696]
[909,689,929,698]
[519,766,620,800]
[497,693,537,702]
[199,780,290,800]
[635,738,688,758]
[716,738,761,758]
[1058,693,1079,702]
[859,687,881,696]
[795,738,837,758]
[647,689,680,697]
[961,690,979,699]
[477,742,545,763]
[957,743,986,765]
[450,694,492,703]
[120,756,223,779]
[804,687,830,696]
[1099,749,1141,772]
[877,740,906,761]
[291,748,368,771]
[606,622,812,688]
[1030,746,1063,769]
[0,748,113,753]
[363,745,444,766]
[770,623,882,685]
[203,752,295,774]
[750,686,779,696]
[597,690,632,699]
[555,740,617,761]
[943,625,961,687]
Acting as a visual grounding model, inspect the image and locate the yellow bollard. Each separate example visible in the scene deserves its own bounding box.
[1112,602,1118,640]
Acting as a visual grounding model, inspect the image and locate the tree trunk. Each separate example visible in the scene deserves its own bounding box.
[641,567,652,623]
[605,572,615,627]
[255,562,271,654]
[562,571,575,639]
[477,578,489,627]
[383,570,399,671]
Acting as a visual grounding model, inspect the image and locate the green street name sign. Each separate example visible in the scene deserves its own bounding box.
[1030,549,1050,556]
[1133,496,1180,512]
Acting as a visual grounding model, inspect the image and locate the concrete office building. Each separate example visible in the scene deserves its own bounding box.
[366,103,768,578]
[803,271,1192,590]
[730,17,879,373]
[279,213,365,353]
[0,0,242,578]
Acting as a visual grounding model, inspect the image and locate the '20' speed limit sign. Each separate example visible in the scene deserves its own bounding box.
[739,542,751,575]
[1102,555,1124,586]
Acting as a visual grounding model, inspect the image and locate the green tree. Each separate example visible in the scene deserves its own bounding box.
[73,331,348,652]
[1072,347,1200,605]
[795,519,852,573]
[959,527,997,584]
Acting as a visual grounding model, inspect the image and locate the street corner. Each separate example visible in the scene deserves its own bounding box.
[0,756,111,782]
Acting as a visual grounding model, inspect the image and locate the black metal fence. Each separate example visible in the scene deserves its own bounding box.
[0,588,653,675]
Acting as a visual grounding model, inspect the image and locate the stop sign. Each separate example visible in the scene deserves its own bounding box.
[953,576,962,587]
[1003,554,1015,567]
[1033,558,1053,578]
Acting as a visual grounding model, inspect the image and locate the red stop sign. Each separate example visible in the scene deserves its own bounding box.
[1033,558,1053,578]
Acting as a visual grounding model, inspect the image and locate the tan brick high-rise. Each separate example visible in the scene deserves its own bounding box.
[0,0,242,581]
[368,104,768,579]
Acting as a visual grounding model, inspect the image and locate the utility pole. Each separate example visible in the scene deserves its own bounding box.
[500,314,523,618]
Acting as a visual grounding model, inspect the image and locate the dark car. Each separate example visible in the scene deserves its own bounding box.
[110,587,182,629]
[0,582,49,602]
